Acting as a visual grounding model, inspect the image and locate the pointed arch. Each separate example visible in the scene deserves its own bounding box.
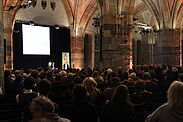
[134,2,148,16]
[3,0,23,23]
[79,1,98,36]
[142,0,160,29]
[102,0,110,13]
[60,0,74,25]
[3,0,23,70]
[160,0,171,28]
[176,2,183,25]
[171,0,179,29]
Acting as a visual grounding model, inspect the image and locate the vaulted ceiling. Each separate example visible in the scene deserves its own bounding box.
[142,0,183,29]
[3,0,183,31]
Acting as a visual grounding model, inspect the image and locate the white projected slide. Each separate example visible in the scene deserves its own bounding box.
[22,24,50,55]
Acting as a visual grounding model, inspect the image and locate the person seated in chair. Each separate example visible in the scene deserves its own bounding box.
[16,76,39,122]
[29,96,70,122]
[145,81,183,122]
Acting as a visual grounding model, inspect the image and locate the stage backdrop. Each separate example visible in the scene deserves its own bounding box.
[13,23,70,70]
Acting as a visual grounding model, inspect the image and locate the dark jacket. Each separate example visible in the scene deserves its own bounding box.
[101,102,133,122]
[62,100,98,122]
[29,113,70,122]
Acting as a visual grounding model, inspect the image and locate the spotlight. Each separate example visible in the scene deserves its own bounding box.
[21,0,32,8]
[29,21,35,26]
[27,0,32,4]
[54,25,60,29]
[133,17,138,21]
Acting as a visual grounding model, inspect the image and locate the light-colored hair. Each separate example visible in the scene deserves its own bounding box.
[129,72,136,79]
[107,68,113,73]
[111,85,130,104]
[168,81,183,109]
[30,96,55,115]
[83,77,97,92]
[83,77,99,98]
[60,70,67,77]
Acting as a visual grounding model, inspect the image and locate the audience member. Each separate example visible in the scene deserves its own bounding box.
[145,81,183,122]
[102,77,121,104]
[29,96,70,122]
[3,65,183,122]
[131,80,152,104]
[101,85,133,122]
[7,73,24,97]
[4,70,15,95]
[62,84,98,122]
[83,77,101,104]
[16,76,39,122]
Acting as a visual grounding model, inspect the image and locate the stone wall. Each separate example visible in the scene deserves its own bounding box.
[155,29,181,65]
[0,0,4,94]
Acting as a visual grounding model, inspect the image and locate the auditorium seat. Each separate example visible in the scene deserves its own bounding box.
[145,103,162,114]
[133,112,149,122]
[149,93,167,103]
[0,95,24,122]
[133,103,146,113]
[0,95,17,103]
[0,108,23,122]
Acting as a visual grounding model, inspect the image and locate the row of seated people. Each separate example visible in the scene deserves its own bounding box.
[2,65,183,122]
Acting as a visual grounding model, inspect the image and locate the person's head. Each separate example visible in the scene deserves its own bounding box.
[15,73,23,82]
[72,84,88,101]
[142,72,151,80]
[83,77,97,92]
[178,73,183,82]
[129,72,136,80]
[23,76,35,90]
[110,77,121,87]
[168,81,183,109]
[134,80,146,91]
[39,70,46,80]
[149,70,156,79]
[30,96,55,119]
[30,70,39,79]
[38,79,51,96]
[4,70,12,79]
[60,70,67,77]
[92,71,99,78]
[46,70,53,79]
[48,62,52,66]
[107,68,113,74]
[172,66,177,72]
[22,73,28,79]
[122,72,129,80]
[54,73,62,81]
[111,85,130,104]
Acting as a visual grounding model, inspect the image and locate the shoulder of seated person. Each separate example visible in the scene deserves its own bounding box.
[29,118,47,122]
[58,118,71,122]
[29,118,71,122]
[103,87,112,91]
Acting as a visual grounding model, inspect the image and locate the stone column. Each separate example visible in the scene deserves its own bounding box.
[132,39,138,65]
[139,34,151,64]
[139,32,157,65]
[0,0,4,94]
[84,34,93,68]
[71,35,84,69]
[180,24,182,66]
[101,14,133,70]
[3,11,13,70]
[155,29,181,65]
